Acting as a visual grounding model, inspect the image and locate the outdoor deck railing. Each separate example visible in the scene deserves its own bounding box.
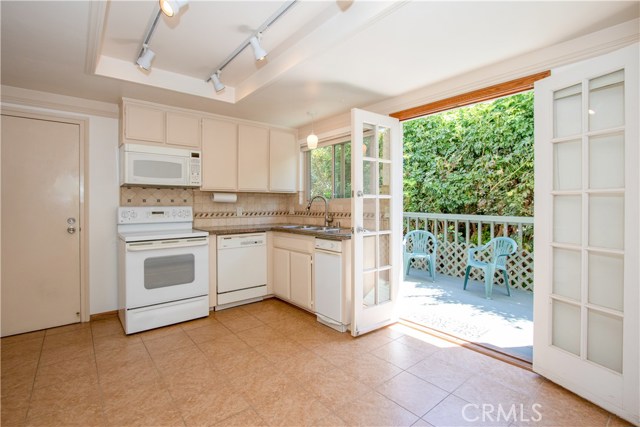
[403,212,534,291]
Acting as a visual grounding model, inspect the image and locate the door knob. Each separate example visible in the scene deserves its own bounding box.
[67,217,77,234]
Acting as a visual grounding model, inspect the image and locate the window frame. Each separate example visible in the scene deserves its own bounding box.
[305,134,352,199]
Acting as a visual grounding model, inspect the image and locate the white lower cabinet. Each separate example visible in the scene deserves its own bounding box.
[289,252,312,309]
[271,233,313,311]
[272,247,291,300]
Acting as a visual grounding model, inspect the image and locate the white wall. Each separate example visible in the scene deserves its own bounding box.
[86,116,119,314]
[1,88,120,315]
[298,18,640,140]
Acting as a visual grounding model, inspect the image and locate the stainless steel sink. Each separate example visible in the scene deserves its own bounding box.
[317,227,341,232]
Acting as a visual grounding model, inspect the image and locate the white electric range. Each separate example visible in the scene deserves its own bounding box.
[117,206,209,334]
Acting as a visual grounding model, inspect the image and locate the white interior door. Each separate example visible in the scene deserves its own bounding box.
[1,114,82,336]
[533,44,639,424]
[350,108,402,336]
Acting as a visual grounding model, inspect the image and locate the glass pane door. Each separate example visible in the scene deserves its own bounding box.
[533,44,638,423]
[351,109,402,336]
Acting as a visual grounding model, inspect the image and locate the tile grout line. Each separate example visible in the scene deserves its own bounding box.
[22,332,45,427]
[89,322,110,427]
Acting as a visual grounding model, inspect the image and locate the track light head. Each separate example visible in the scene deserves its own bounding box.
[136,46,156,71]
[249,35,268,62]
[159,0,188,17]
[210,71,225,92]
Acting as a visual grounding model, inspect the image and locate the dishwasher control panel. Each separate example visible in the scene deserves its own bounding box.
[218,233,266,249]
[315,239,342,253]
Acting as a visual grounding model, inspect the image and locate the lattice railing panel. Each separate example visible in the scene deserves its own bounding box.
[407,241,534,291]
[404,212,534,291]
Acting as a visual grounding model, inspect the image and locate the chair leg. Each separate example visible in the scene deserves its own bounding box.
[404,256,411,276]
[502,269,511,296]
[463,266,472,290]
[429,257,436,283]
[484,266,495,299]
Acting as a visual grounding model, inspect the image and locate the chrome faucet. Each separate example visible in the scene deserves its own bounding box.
[306,195,333,227]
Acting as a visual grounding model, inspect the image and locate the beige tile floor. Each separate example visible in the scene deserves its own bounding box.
[0,299,632,427]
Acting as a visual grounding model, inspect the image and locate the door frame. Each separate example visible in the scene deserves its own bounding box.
[1,107,90,323]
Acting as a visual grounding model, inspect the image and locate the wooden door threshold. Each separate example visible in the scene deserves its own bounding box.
[399,318,533,372]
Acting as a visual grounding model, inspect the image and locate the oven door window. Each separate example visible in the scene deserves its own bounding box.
[144,254,195,289]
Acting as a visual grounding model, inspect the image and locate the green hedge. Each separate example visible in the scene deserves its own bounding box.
[403,92,534,217]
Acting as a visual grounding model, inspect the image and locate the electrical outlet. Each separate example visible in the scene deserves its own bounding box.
[236,207,243,216]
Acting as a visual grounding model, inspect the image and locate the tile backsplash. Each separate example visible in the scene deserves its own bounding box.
[120,186,193,206]
[119,187,352,229]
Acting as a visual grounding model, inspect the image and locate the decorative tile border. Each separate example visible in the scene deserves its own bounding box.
[120,186,194,206]
[193,210,352,219]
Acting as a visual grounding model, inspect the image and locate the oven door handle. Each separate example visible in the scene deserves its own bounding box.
[126,237,208,252]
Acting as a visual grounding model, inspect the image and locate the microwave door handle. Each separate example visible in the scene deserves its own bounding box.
[127,238,208,252]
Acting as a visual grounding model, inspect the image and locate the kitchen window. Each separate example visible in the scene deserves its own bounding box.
[307,139,351,199]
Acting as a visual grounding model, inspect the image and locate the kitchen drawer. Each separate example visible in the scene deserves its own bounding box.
[272,233,314,254]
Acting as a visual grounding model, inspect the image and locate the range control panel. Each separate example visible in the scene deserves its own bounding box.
[118,206,193,224]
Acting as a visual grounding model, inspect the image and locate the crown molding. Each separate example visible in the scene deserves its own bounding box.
[1,86,119,118]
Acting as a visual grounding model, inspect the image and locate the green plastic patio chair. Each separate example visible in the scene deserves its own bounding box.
[403,230,437,282]
[463,237,517,299]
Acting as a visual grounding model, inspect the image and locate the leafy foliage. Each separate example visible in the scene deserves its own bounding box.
[403,92,534,217]
[309,145,333,199]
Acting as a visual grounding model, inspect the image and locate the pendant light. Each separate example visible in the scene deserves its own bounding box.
[307,112,318,149]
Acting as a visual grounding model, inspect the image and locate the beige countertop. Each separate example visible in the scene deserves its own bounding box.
[196,224,352,241]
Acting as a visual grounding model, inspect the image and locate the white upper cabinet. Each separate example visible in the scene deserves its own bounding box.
[123,102,165,144]
[269,129,298,193]
[238,125,269,191]
[121,99,201,149]
[166,111,201,148]
[201,118,238,191]
[121,98,298,193]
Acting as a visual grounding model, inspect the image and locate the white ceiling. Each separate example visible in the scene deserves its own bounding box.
[1,1,638,128]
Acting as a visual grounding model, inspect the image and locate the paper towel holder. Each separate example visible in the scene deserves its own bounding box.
[211,192,237,203]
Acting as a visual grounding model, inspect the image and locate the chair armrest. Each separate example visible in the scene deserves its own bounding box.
[467,246,478,261]
[467,242,490,261]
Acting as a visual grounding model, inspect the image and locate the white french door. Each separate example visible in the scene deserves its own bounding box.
[350,108,403,336]
[533,44,639,424]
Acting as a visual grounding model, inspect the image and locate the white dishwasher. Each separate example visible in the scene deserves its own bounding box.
[217,233,267,309]
[314,239,347,332]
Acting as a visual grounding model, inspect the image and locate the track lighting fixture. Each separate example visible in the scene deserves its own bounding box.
[159,0,188,17]
[135,2,186,71]
[210,71,225,92]
[307,112,318,149]
[137,45,156,70]
[205,0,297,92]
[249,34,268,61]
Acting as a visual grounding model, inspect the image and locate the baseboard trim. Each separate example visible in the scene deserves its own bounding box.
[90,310,118,322]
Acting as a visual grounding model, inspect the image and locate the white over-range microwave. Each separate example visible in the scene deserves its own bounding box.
[119,143,201,187]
